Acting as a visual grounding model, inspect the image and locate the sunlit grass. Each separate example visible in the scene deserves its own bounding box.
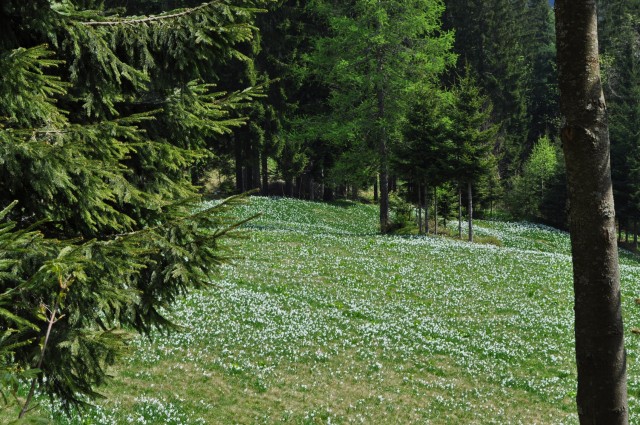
[22,197,640,423]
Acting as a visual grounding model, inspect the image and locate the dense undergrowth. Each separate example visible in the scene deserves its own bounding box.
[18,197,640,424]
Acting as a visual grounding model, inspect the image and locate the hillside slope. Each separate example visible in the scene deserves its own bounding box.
[49,197,640,424]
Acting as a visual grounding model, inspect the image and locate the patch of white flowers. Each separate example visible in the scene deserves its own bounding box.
[54,197,640,423]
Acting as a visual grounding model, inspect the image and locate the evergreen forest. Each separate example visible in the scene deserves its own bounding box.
[1,0,639,423]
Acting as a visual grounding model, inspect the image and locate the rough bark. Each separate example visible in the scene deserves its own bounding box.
[555,1,628,423]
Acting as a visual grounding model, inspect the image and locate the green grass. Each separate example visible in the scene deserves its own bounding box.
[16,197,640,423]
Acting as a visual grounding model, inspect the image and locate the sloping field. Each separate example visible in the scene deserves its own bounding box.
[47,197,640,424]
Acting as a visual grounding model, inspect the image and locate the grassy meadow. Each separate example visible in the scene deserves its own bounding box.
[30,198,640,423]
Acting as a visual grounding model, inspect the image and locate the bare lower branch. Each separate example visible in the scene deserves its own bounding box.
[81,2,214,27]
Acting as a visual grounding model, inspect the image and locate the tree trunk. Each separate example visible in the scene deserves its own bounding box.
[261,152,269,196]
[235,137,244,193]
[252,156,261,191]
[309,177,315,201]
[377,83,389,233]
[555,2,628,423]
[374,177,379,203]
[619,220,623,242]
[467,181,473,243]
[434,187,438,236]
[425,185,430,235]
[296,177,302,199]
[418,183,423,235]
[458,184,463,239]
[634,220,638,250]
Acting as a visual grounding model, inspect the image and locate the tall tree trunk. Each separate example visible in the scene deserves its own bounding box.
[458,184,463,239]
[434,187,438,236]
[252,156,261,191]
[374,177,379,203]
[321,167,326,200]
[467,181,473,243]
[296,177,302,199]
[234,137,244,193]
[425,185,430,235]
[556,2,628,423]
[261,152,269,196]
[378,85,389,233]
[619,219,623,242]
[634,220,638,250]
[626,220,629,243]
[246,165,254,190]
[418,183,423,235]
[309,177,315,201]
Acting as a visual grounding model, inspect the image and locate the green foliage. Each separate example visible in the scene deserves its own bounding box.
[443,0,558,175]
[447,68,499,186]
[598,0,640,230]
[508,136,562,220]
[388,192,414,233]
[0,0,265,416]
[395,87,454,187]
[306,0,455,226]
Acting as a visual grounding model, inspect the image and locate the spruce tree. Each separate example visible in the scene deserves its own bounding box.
[0,0,264,415]
[448,69,498,242]
[307,0,454,233]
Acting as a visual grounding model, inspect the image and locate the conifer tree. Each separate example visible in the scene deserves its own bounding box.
[307,0,454,233]
[597,0,640,239]
[448,69,498,242]
[0,0,264,415]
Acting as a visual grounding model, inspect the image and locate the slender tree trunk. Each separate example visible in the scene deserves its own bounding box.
[235,138,244,193]
[425,185,430,235]
[377,80,389,233]
[418,183,423,234]
[296,177,302,199]
[458,184,463,239]
[434,187,438,236]
[309,177,315,201]
[467,181,473,243]
[390,175,397,193]
[556,2,628,423]
[374,177,379,203]
[634,220,638,250]
[249,142,260,191]
[619,220,623,242]
[261,152,269,196]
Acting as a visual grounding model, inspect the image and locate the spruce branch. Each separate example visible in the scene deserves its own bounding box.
[18,274,72,420]
[80,2,217,27]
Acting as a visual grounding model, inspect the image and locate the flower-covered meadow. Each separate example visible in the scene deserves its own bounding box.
[47,197,640,424]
